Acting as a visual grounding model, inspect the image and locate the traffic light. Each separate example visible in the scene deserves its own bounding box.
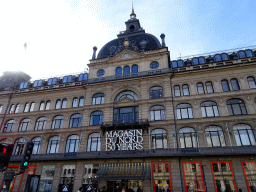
[0,144,14,172]
[20,142,34,173]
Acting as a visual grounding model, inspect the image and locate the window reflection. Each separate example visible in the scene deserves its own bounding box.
[205,126,225,147]
[211,162,237,192]
[183,162,205,192]
[151,129,167,149]
[242,161,256,192]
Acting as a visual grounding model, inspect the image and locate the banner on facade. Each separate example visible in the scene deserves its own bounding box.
[105,129,143,151]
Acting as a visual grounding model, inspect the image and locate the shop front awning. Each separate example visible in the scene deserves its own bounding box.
[97,163,151,180]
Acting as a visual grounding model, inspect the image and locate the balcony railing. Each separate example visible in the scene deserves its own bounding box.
[10,146,256,162]
[101,118,149,134]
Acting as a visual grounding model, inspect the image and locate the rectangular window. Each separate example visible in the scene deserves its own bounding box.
[211,162,237,192]
[242,161,256,192]
[83,164,99,184]
[182,162,206,192]
[38,165,55,192]
[152,163,171,192]
[60,165,76,185]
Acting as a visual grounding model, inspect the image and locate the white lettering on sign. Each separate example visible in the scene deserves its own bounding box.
[105,129,143,151]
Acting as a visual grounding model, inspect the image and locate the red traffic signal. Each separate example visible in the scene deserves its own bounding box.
[0,144,14,172]
[0,144,13,156]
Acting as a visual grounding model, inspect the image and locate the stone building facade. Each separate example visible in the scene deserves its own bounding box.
[0,8,256,192]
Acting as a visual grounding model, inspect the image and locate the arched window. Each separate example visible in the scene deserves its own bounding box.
[151,129,167,149]
[221,80,230,92]
[150,61,159,69]
[150,106,165,121]
[174,85,181,97]
[247,76,256,89]
[182,84,190,96]
[30,102,35,112]
[13,138,25,155]
[245,49,253,57]
[32,137,42,154]
[176,104,193,119]
[179,128,198,148]
[45,100,51,110]
[39,101,45,111]
[35,117,47,130]
[3,120,15,132]
[214,54,222,62]
[24,103,30,112]
[92,93,104,105]
[47,136,60,153]
[205,81,214,93]
[9,104,15,114]
[177,60,184,67]
[63,75,73,83]
[233,124,256,146]
[78,73,88,81]
[124,66,130,74]
[132,65,138,73]
[114,91,138,102]
[149,86,163,99]
[14,104,20,113]
[201,101,219,117]
[79,96,84,107]
[205,126,225,147]
[172,61,178,68]
[230,78,240,91]
[192,58,199,65]
[62,99,67,108]
[0,105,2,114]
[69,114,82,128]
[19,82,28,89]
[238,51,246,58]
[65,135,80,153]
[115,67,122,76]
[52,116,64,129]
[221,53,229,61]
[227,99,247,115]
[197,83,205,94]
[19,118,30,131]
[87,133,101,151]
[199,57,205,64]
[55,99,61,109]
[90,111,103,126]
[48,78,57,85]
[72,97,78,108]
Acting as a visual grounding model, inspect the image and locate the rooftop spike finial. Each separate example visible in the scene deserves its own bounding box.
[130,0,136,19]
[132,0,134,14]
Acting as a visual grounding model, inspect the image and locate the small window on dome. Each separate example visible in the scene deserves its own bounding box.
[150,61,159,69]
[97,70,105,77]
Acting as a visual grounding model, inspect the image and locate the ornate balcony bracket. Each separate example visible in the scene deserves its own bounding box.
[100,118,149,136]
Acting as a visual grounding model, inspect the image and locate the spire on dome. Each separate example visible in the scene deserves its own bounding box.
[130,0,136,19]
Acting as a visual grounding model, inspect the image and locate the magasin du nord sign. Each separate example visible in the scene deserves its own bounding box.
[105,129,143,151]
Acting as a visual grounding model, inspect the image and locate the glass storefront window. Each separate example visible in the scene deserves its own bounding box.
[83,164,99,184]
[211,162,237,192]
[152,163,171,192]
[38,165,55,192]
[60,165,76,185]
[182,162,206,192]
[242,161,256,192]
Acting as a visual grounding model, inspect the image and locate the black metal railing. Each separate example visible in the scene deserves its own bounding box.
[9,146,256,162]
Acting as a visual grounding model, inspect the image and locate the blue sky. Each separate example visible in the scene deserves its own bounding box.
[0,0,255,80]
